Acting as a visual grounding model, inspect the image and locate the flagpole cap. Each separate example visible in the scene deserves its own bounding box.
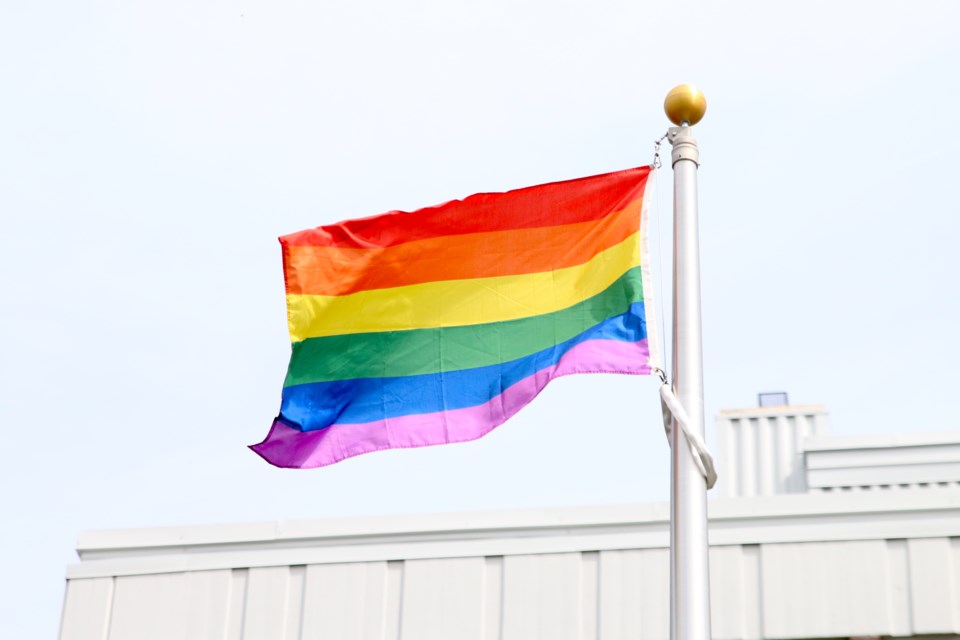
[664,84,707,126]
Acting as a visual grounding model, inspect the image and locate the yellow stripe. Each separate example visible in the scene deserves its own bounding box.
[287,232,641,342]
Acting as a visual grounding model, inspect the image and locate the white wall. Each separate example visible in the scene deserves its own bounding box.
[61,492,960,640]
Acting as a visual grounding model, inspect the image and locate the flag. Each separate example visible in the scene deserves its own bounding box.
[252,166,659,468]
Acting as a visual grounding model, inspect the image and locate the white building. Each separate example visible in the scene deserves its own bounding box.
[60,405,960,640]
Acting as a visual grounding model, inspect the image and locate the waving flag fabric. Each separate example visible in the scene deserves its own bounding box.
[253,166,659,468]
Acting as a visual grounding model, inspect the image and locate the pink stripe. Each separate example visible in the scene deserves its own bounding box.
[251,339,651,468]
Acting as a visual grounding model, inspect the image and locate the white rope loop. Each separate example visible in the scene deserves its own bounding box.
[658,381,717,489]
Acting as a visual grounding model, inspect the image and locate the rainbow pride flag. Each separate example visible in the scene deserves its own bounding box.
[252,166,659,468]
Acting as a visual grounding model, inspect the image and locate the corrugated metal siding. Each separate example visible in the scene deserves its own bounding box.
[301,561,399,639]
[715,405,829,498]
[598,548,669,639]
[61,537,960,640]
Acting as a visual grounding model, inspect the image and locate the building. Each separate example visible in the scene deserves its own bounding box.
[60,404,960,639]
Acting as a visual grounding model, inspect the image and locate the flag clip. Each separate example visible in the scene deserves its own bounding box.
[652,132,668,169]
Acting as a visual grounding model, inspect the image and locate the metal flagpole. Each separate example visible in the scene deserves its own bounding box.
[664,84,712,640]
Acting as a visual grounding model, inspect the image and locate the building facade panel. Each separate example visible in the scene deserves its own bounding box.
[596,548,669,639]
[709,545,762,640]
[59,576,112,640]
[759,540,894,638]
[500,553,585,640]
[300,561,391,640]
[108,570,235,640]
[907,537,960,634]
[400,557,487,640]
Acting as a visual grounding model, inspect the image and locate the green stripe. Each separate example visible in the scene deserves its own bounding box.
[284,266,644,386]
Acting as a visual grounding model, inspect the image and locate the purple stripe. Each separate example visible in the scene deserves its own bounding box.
[251,339,650,468]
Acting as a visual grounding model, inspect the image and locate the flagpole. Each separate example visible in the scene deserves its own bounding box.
[665,84,712,640]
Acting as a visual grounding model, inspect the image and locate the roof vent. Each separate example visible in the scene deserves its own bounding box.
[758,391,789,407]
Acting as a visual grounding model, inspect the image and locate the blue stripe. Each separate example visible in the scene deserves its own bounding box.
[278,302,647,432]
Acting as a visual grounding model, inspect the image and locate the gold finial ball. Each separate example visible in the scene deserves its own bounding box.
[664,84,707,126]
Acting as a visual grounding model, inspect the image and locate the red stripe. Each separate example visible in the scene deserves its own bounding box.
[281,166,651,249]
[283,202,640,296]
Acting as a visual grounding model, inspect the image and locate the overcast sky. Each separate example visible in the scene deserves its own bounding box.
[3,1,959,637]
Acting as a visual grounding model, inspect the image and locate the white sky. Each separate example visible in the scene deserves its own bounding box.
[2,1,959,636]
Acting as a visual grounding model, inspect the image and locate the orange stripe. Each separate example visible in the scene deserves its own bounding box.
[284,199,642,296]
